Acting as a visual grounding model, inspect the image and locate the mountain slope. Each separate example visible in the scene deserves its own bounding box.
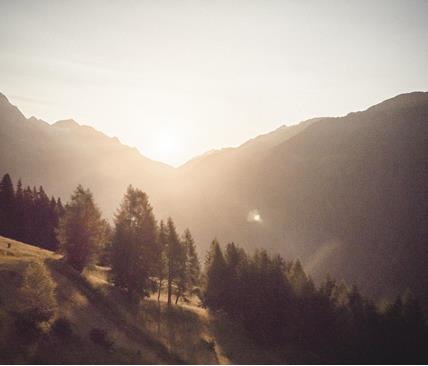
[1,91,428,307]
[176,91,428,305]
[0,93,173,219]
[255,92,428,303]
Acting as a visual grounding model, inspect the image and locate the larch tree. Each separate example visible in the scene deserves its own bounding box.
[57,185,105,272]
[177,228,200,303]
[165,217,183,307]
[110,185,158,301]
[156,220,168,302]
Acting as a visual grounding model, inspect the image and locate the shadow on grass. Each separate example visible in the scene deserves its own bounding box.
[46,258,185,364]
[208,312,321,365]
[137,300,219,364]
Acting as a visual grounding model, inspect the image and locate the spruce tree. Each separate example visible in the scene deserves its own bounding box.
[0,173,15,238]
[14,179,25,241]
[204,239,227,310]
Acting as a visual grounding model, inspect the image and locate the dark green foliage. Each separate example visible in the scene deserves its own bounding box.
[0,173,15,238]
[203,241,428,364]
[110,186,159,300]
[203,239,228,310]
[0,173,63,250]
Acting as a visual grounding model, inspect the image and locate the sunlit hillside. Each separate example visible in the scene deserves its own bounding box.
[2,91,428,309]
[0,235,299,364]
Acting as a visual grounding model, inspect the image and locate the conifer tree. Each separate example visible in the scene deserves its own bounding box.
[110,186,158,300]
[0,173,15,237]
[57,185,105,272]
[183,228,200,293]
[22,185,35,243]
[174,229,201,304]
[156,220,168,302]
[204,239,227,310]
[165,217,182,307]
[14,179,25,241]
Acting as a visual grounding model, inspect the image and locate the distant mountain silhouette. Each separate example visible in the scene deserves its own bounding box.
[1,91,428,306]
[0,93,173,220]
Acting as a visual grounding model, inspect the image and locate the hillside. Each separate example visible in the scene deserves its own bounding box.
[171,92,428,305]
[2,91,428,308]
[0,236,299,364]
[0,236,207,363]
[0,93,173,220]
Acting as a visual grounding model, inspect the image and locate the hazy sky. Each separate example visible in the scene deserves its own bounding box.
[1,0,427,166]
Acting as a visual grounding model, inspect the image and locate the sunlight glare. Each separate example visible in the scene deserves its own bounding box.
[247,209,262,223]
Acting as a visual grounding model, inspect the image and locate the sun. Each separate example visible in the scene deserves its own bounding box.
[148,131,184,166]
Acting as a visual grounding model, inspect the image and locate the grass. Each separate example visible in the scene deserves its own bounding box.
[0,236,176,364]
[0,235,295,364]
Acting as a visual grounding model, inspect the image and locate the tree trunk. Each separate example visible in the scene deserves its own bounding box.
[167,258,173,307]
[157,279,162,302]
[175,292,180,305]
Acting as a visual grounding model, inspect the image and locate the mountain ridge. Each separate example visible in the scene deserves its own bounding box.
[1,90,428,308]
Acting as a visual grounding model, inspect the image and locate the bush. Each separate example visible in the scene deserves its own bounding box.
[17,261,57,325]
[89,328,114,349]
[51,317,73,339]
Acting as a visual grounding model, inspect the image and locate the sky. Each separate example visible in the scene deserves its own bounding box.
[1,0,428,166]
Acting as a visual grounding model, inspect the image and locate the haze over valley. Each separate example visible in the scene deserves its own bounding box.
[1,1,428,364]
[2,90,428,308]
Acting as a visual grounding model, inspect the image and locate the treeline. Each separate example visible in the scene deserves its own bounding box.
[0,173,201,305]
[2,172,428,363]
[0,174,64,250]
[203,241,428,363]
[55,184,200,305]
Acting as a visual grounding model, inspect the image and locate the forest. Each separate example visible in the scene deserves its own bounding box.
[0,172,427,364]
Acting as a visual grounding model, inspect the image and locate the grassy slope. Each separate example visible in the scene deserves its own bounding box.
[0,236,294,364]
[0,236,185,364]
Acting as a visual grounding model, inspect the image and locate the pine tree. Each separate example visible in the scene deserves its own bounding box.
[110,186,158,301]
[57,185,105,272]
[0,173,15,238]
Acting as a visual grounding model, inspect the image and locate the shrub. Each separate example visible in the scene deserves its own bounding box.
[17,261,57,325]
[89,328,114,349]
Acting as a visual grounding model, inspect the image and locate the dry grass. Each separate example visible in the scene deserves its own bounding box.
[0,236,179,364]
[0,235,290,364]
